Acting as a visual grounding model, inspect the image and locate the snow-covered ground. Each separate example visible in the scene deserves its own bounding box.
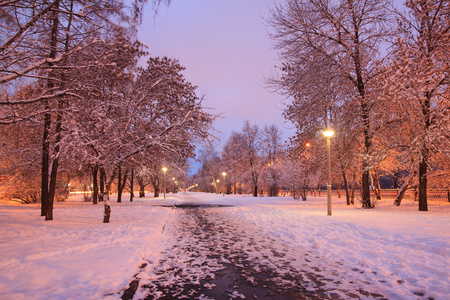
[0,192,449,299]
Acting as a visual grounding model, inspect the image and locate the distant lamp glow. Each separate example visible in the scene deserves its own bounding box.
[305,142,311,147]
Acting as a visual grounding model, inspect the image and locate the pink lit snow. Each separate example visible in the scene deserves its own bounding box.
[0,192,449,299]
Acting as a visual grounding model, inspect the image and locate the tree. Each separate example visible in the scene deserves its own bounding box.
[378,0,450,211]
[241,121,265,197]
[1,0,147,220]
[268,0,395,208]
[63,56,212,221]
[261,125,283,196]
[196,141,222,193]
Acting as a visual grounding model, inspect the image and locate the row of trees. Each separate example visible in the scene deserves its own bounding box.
[195,119,446,206]
[194,121,284,197]
[267,0,450,211]
[0,0,213,221]
[194,121,330,201]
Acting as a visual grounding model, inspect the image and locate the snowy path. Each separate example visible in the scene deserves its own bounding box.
[123,203,387,300]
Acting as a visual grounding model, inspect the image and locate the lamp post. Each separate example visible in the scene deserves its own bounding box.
[323,129,334,216]
[162,167,167,199]
[216,179,220,194]
[222,172,227,196]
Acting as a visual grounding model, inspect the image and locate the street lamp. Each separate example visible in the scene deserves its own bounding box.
[222,172,227,196]
[323,129,334,216]
[162,167,167,199]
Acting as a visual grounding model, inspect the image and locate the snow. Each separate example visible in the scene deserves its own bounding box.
[0,192,449,299]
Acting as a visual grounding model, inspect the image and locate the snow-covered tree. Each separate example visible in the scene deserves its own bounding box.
[378,0,450,211]
[260,124,284,196]
[268,0,396,208]
[239,121,267,197]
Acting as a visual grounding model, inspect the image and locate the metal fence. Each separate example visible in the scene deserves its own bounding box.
[327,188,450,202]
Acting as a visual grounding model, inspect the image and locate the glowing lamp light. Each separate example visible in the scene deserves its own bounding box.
[323,129,335,138]
[162,167,167,173]
[305,142,311,147]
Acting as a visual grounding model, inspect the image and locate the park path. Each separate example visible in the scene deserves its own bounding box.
[121,203,387,300]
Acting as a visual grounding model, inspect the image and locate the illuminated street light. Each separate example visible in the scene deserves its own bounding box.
[162,167,167,199]
[323,129,335,138]
[222,172,227,196]
[322,129,334,216]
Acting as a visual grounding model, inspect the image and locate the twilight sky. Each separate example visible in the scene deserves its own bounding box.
[137,0,295,144]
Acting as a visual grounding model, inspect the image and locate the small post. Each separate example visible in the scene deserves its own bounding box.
[103,193,111,223]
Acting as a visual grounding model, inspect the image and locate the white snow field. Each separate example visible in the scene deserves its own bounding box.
[0,192,449,299]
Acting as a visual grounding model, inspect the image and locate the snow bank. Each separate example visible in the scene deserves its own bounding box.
[0,195,173,299]
[229,194,450,299]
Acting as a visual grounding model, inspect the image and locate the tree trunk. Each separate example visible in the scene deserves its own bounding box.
[41,106,51,217]
[343,171,350,205]
[394,171,416,206]
[129,168,134,202]
[393,170,399,189]
[373,169,382,201]
[351,173,356,205]
[99,166,105,196]
[418,148,428,211]
[361,169,372,208]
[152,176,160,197]
[117,166,122,203]
[92,165,98,205]
[138,177,145,197]
[336,182,341,199]
[301,189,307,201]
[269,184,278,197]
[46,99,63,221]
[42,0,61,220]
[117,166,128,203]
[253,184,258,197]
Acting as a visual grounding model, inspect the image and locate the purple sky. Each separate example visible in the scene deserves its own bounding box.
[138,0,295,144]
